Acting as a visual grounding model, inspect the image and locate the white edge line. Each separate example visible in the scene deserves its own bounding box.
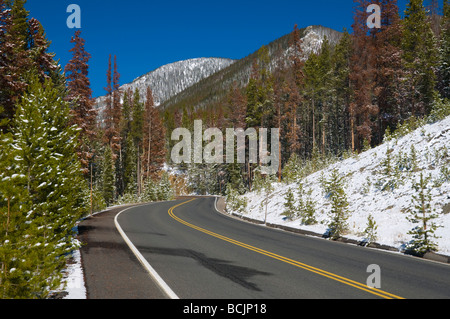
[114,203,180,299]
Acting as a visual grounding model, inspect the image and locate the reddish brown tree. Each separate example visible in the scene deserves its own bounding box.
[28,18,59,83]
[285,24,304,156]
[64,30,97,173]
[349,0,379,150]
[142,87,166,181]
[373,0,404,143]
[103,55,113,144]
[227,82,247,129]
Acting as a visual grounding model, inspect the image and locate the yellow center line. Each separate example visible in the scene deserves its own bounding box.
[169,199,404,300]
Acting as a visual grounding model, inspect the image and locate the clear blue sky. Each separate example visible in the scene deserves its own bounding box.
[25,0,421,98]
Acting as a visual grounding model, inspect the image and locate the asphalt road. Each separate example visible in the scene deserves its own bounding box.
[78,204,168,299]
[114,197,450,299]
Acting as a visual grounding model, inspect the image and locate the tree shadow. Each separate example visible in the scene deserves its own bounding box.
[137,245,272,292]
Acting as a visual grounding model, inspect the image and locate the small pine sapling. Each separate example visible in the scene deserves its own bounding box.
[325,169,350,240]
[297,182,317,225]
[363,214,378,246]
[282,188,296,220]
[406,173,441,256]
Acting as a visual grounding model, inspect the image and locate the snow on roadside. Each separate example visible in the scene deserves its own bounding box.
[62,249,86,299]
[231,116,450,257]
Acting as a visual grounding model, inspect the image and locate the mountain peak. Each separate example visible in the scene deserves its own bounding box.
[94,57,236,113]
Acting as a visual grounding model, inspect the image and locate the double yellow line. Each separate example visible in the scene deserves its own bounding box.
[169,199,404,299]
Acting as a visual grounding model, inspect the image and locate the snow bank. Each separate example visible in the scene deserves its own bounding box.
[232,116,450,257]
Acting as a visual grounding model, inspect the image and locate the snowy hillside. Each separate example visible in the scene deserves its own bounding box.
[94,57,235,110]
[229,116,450,257]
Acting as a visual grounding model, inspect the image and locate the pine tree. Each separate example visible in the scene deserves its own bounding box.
[406,173,441,256]
[317,37,333,155]
[297,182,317,225]
[103,54,119,151]
[1,75,87,298]
[27,17,62,86]
[325,169,350,240]
[0,132,28,298]
[363,214,378,246]
[330,29,352,154]
[304,52,320,152]
[101,145,115,206]
[282,188,296,220]
[402,0,440,117]
[438,0,450,99]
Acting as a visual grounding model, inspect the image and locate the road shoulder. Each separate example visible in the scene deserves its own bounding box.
[77,205,168,299]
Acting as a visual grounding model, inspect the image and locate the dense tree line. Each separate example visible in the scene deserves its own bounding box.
[169,0,449,196]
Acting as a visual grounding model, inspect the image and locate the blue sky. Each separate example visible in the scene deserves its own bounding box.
[24,0,418,98]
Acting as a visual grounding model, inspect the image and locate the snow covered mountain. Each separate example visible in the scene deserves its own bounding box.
[94,57,236,110]
[162,25,343,111]
[228,116,450,258]
[94,25,342,115]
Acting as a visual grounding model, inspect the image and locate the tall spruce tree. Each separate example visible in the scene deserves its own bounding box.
[0,75,87,298]
[330,29,352,154]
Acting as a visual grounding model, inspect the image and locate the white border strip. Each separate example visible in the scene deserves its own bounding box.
[114,204,180,299]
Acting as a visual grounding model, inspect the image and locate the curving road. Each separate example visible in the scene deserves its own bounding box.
[112,197,450,299]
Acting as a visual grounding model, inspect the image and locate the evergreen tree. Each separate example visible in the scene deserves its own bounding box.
[363,214,378,246]
[406,173,441,255]
[402,0,440,117]
[123,133,137,194]
[304,52,321,152]
[103,54,121,154]
[330,29,352,154]
[27,17,62,86]
[101,145,115,206]
[317,37,333,155]
[0,132,28,298]
[297,182,317,225]
[325,169,350,240]
[282,188,296,220]
[438,0,450,99]
[0,75,87,298]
